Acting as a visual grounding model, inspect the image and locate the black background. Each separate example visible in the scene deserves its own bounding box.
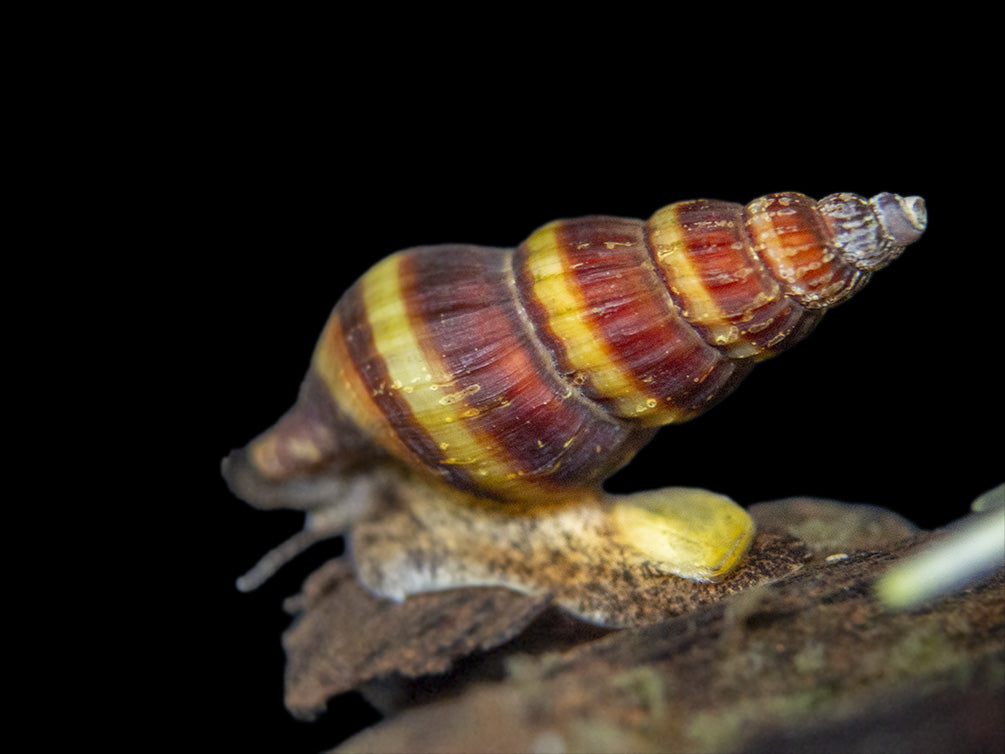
[165,33,1001,753]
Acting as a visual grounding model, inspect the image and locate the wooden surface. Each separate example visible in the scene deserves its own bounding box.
[270,498,1003,752]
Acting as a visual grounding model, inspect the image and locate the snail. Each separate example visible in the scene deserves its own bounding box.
[224,190,926,627]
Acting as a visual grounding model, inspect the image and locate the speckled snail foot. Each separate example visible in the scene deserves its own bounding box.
[350,485,756,627]
[224,190,926,627]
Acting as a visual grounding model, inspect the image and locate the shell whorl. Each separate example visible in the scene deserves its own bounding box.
[819,192,927,273]
[246,191,925,505]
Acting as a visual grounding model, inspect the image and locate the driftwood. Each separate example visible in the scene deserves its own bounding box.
[278,497,1003,753]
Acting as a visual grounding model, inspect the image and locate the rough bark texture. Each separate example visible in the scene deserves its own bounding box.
[281,559,552,719]
[279,498,1003,752]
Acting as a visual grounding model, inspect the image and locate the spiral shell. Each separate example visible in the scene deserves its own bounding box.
[241,191,926,506]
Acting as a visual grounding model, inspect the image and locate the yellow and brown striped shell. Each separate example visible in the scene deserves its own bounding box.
[234,191,926,507]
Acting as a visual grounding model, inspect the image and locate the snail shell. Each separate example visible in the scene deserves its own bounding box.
[233,191,926,506]
[224,191,925,623]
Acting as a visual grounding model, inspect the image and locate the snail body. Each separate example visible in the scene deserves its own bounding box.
[225,190,926,625]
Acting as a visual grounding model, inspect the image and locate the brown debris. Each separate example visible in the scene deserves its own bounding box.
[749,496,922,557]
